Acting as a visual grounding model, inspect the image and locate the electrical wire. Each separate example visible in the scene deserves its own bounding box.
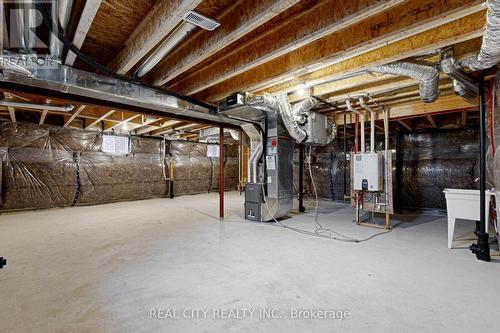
[38,3,216,112]
[262,145,392,242]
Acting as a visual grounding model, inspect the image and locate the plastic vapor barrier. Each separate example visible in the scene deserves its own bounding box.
[0,122,238,212]
[401,129,479,210]
[169,141,238,195]
[295,128,479,210]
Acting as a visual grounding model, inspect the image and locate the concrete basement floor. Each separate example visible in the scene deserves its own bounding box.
[0,192,499,333]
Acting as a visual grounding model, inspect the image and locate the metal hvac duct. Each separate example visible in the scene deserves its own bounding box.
[291,96,336,145]
[248,93,308,142]
[452,79,478,100]
[0,54,242,128]
[461,0,500,71]
[441,56,478,100]
[0,55,35,77]
[370,62,440,103]
[50,0,74,59]
[291,97,318,125]
[247,94,336,144]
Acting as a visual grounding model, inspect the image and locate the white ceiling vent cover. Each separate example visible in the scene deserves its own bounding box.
[183,11,220,31]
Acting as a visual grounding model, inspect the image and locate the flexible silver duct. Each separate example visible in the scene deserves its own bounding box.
[370,62,439,103]
[441,56,478,99]
[326,122,337,144]
[452,79,478,100]
[292,97,336,144]
[461,0,500,71]
[242,93,336,144]
[248,93,308,142]
[291,97,317,125]
[276,94,308,142]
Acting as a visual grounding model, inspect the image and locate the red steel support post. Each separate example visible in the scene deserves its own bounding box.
[219,126,224,220]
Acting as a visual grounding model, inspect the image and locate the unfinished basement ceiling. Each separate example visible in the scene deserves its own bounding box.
[65,0,490,110]
[0,0,496,136]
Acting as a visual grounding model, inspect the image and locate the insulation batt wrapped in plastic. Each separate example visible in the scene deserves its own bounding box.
[400,129,479,210]
[169,141,238,195]
[294,128,479,210]
[0,122,238,211]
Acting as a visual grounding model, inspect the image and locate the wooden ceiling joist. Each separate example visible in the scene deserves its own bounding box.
[461,111,468,126]
[193,0,484,102]
[151,121,189,136]
[84,109,116,129]
[39,99,51,125]
[398,119,412,131]
[109,0,203,74]
[4,92,16,123]
[136,119,182,135]
[151,0,301,86]
[121,116,162,134]
[259,15,485,98]
[294,73,392,102]
[335,94,477,125]
[426,114,438,128]
[65,0,103,66]
[63,105,87,127]
[168,0,404,95]
[104,113,141,132]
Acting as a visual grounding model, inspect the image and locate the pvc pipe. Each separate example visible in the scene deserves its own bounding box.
[359,97,376,152]
[247,138,263,183]
[247,140,256,183]
[360,113,365,153]
[252,141,263,183]
[0,100,74,112]
[136,22,195,77]
[346,99,365,152]
[470,76,491,261]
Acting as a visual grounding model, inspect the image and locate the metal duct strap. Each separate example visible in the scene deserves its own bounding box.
[370,62,439,103]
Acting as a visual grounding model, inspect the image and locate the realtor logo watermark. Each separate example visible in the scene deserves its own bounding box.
[1,0,59,69]
[150,308,351,320]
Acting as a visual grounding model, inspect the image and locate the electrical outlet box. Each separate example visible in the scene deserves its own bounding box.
[353,153,383,191]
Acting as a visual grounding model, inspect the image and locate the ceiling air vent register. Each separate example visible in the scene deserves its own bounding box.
[183,11,220,31]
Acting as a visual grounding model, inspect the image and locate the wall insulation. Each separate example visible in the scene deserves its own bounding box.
[294,128,479,211]
[0,122,238,212]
